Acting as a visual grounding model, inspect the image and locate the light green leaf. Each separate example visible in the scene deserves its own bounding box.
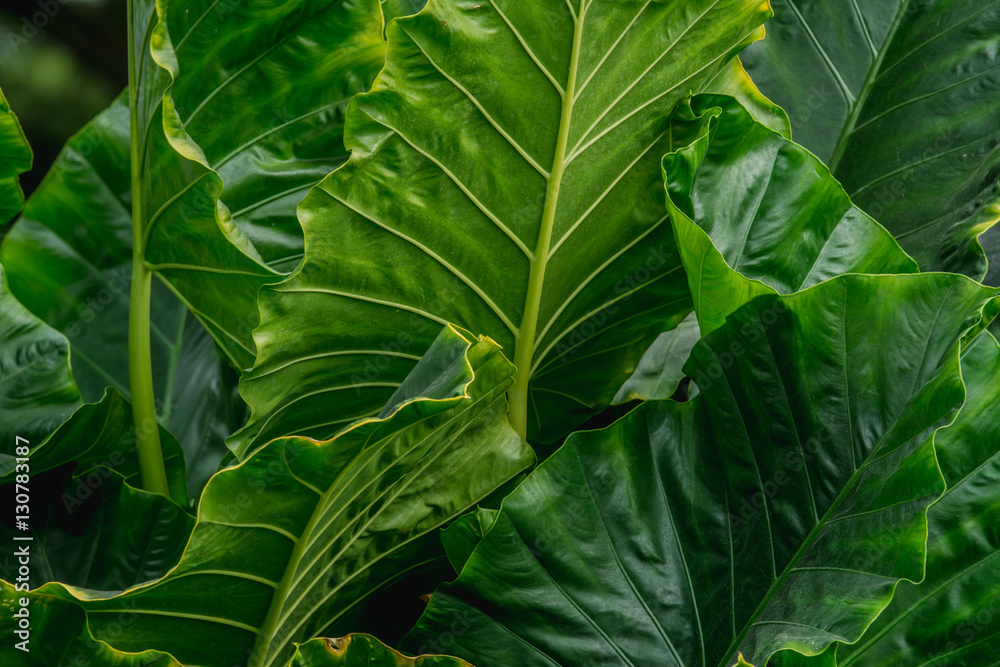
[381,0,427,24]
[0,86,31,224]
[741,0,1000,277]
[290,635,472,666]
[664,94,917,335]
[32,325,533,667]
[113,0,387,371]
[234,0,774,453]
[406,273,997,666]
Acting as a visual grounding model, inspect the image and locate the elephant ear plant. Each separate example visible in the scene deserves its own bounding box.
[1,0,1000,666]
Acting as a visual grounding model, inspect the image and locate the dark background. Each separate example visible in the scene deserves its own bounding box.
[1,0,125,197]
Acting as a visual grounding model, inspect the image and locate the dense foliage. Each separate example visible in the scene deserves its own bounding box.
[1,0,999,665]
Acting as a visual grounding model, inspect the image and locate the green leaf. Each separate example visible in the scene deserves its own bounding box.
[664,94,917,335]
[112,0,389,371]
[381,0,427,24]
[290,635,472,666]
[0,100,243,497]
[0,583,182,667]
[829,332,1000,665]
[32,325,533,667]
[0,469,194,591]
[0,388,188,505]
[0,264,80,449]
[612,312,701,403]
[740,0,1000,277]
[440,507,498,574]
[406,273,997,666]
[0,86,31,224]
[234,0,774,453]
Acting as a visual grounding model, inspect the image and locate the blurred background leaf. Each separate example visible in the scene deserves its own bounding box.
[0,0,123,205]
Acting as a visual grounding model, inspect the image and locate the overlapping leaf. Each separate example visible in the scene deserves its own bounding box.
[0,264,80,449]
[826,332,1000,665]
[0,584,181,667]
[235,0,775,453]
[0,388,187,504]
[664,93,917,335]
[0,101,241,496]
[30,326,532,667]
[741,0,1000,277]
[0,86,31,224]
[290,635,472,666]
[0,469,193,591]
[407,274,997,666]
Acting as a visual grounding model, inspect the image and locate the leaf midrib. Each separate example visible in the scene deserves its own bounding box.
[508,0,585,439]
[827,0,914,173]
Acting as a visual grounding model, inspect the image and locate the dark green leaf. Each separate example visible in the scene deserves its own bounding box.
[0,86,31,224]
[831,332,1000,665]
[440,507,498,574]
[0,388,187,505]
[0,470,193,591]
[613,312,700,403]
[0,583,182,667]
[741,0,1000,276]
[0,264,80,449]
[406,273,996,666]
[0,100,243,498]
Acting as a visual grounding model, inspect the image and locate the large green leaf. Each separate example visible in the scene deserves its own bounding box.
[0,583,182,667]
[0,86,31,224]
[31,325,533,667]
[290,635,472,666]
[0,264,80,449]
[406,273,997,666]
[110,0,387,370]
[741,0,1000,277]
[234,0,774,453]
[664,93,917,335]
[826,332,1000,665]
[0,101,243,497]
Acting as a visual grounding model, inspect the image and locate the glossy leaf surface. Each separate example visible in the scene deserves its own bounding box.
[664,94,917,335]
[407,274,997,666]
[33,326,532,667]
[832,332,1000,665]
[0,470,193,591]
[612,312,700,403]
[741,0,1000,276]
[0,86,30,224]
[0,264,80,449]
[235,0,773,453]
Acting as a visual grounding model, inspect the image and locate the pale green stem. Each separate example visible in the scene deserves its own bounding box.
[127,0,169,496]
[508,3,586,440]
